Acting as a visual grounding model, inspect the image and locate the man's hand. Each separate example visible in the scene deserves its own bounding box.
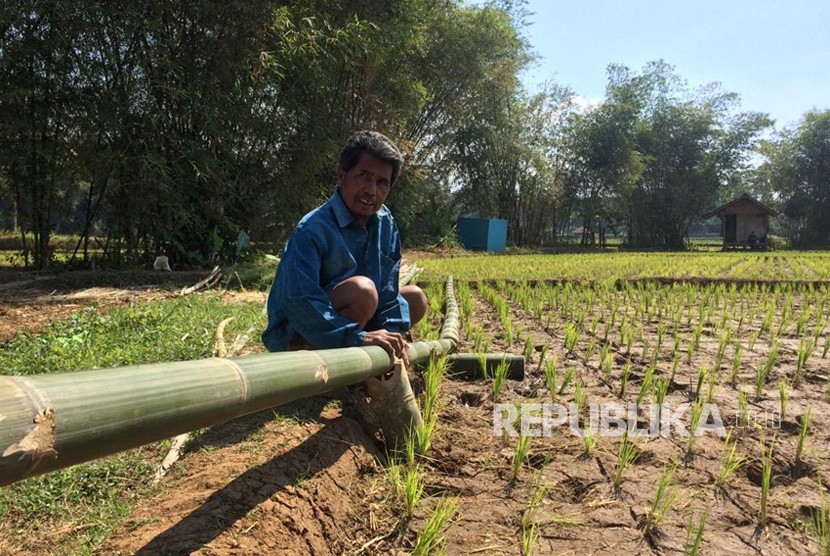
[363,330,409,365]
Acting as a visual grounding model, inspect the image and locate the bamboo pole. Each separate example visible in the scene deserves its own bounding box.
[0,278,460,487]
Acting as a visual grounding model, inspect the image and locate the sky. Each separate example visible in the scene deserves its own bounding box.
[516,0,829,129]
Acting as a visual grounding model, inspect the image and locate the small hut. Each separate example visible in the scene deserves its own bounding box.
[701,193,779,249]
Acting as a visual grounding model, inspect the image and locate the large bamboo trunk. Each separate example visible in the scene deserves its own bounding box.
[0,278,459,487]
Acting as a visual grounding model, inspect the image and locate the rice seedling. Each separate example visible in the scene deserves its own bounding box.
[654,377,670,422]
[583,337,597,364]
[614,432,640,489]
[686,398,705,460]
[412,497,458,556]
[581,427,597,457]
[759,439,774,530]
[729,343,743,388]
[748,330,760,351]
[795,405,813,464]
[715,432,746,488]
[823,334,830,359]
[559,367,575,396]
[636,362,656,405]
[620,358,632,398]
[754,343,780,401]
[537,343,549,372]
[693,366,707,402]
[736,390,751,429]
[523,334,534,361]
[511,435,532,483]
[811,480,830,556]
[794,338,816,388]
[641,462,679,539]
[520,518,539,556]
[543,356,559,400]
[778,379,789,423]
[492,356,510,402]
[573,380,587,420]
[564,323,580,356]
[684,508,709,556]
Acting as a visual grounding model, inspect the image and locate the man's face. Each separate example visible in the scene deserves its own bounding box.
[336,151,393,226]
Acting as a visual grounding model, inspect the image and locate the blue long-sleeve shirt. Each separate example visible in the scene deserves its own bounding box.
[261,191,411,351]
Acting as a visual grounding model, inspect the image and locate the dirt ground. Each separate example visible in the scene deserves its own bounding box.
[2,269,829,555]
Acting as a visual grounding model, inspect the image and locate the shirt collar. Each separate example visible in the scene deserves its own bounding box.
[330,190,388,229]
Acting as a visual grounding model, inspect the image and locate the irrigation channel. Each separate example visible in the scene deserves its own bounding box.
[0,277,492,487]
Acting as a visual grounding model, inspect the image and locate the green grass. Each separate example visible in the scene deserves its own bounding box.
[0,291,267,553]
[0,293,265,376]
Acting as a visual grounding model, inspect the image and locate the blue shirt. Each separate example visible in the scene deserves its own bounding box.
[261,191,411,351]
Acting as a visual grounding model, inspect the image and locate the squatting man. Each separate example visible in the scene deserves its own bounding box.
[262,131,427,365]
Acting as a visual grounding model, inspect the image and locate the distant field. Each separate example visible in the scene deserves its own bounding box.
[418,250,830,282]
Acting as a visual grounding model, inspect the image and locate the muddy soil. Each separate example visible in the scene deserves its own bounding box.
[2,270,828,555]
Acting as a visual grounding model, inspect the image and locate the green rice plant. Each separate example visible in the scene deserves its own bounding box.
[654,377,670,423]
[670,349,681,385]
[692,322,704,351]
[573,380,587,420]
[715,432,746,488]
[684,508,709,556]
[492,356,510,402]
[422,355,448,425]
[737,390,752,429]
[796,404,813,464]
[583,337,597,364]
[559,366,575,396]
[779,379,789,423]
[641,462,679,539]
[754,342,780,401]
[729,343,743,388]
[760,439,774,529]
[619,358,632,398]
[600,342,613,380]
[823,334,830,359]
[472,326,485,353]
[504,318,515,347]
[614,432,640,488]
[641,337,651,361]
[521,519,538,556]
[523,334,534,361]
[412,497,459,556]
[511,435,532,483]
[537,343,549,372]
[686,398,705,460]
[794,337,816,388]
[543,356,559,400]
[748,329,760,351]
[637,362,656,405]
[564,322,581,356]
[693,366,707,402]
[811,480,830,556]
[581,427,597,457]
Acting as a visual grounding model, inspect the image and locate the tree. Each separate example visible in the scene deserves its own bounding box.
[761,110,830,247]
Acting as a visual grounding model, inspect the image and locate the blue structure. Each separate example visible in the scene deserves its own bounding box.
[457,217,508,252]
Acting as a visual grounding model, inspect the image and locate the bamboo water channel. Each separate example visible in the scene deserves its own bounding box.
[0,278,467,487]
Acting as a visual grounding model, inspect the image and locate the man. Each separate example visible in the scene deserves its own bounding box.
[262,131,427,363]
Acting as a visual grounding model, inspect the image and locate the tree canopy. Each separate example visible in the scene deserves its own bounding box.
[0,1,824,269]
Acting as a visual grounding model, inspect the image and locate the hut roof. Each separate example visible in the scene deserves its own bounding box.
[701,193,779,220]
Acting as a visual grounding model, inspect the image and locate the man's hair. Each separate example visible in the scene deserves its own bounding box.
[338,131,404,186]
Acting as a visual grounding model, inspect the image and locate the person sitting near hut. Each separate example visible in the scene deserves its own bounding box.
[747,230,759,250]
[262,131,428,365]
